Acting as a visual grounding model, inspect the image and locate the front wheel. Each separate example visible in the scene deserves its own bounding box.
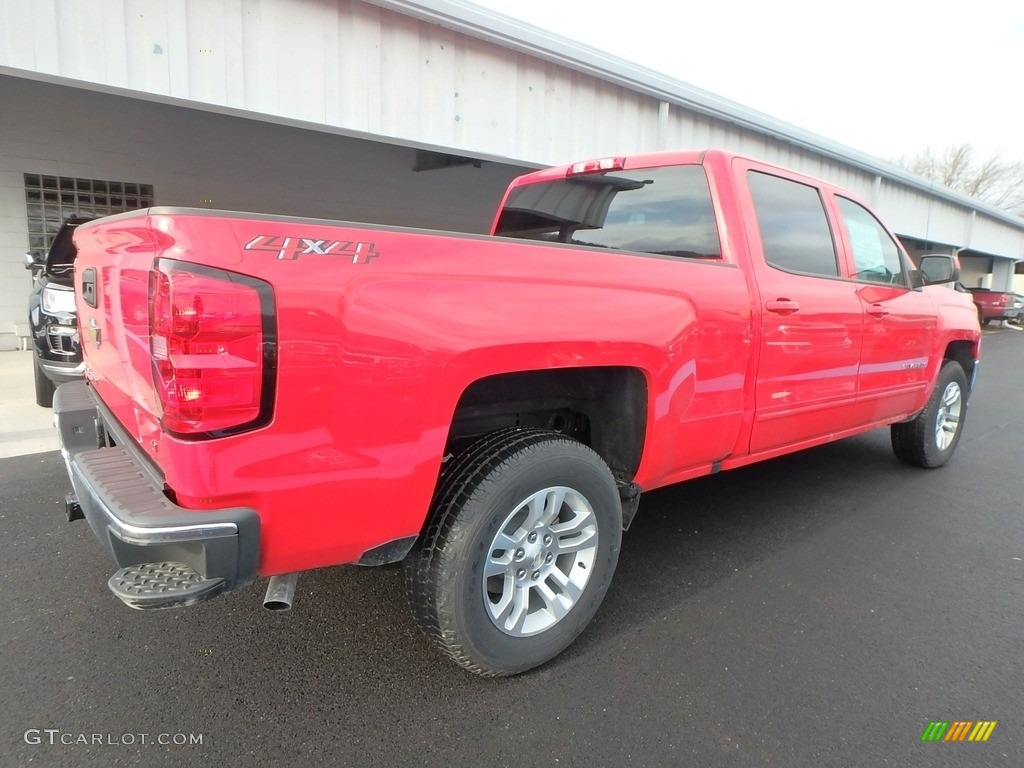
[891,360,968,468]
[403,429,622,677]
[33,360,56,408]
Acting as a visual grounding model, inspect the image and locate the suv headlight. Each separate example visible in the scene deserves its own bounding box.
[42,284,76,314]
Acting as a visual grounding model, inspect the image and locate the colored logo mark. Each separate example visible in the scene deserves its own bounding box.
[921,720,997,742]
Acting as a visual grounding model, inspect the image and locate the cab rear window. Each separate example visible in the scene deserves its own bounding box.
[495,165,721,260]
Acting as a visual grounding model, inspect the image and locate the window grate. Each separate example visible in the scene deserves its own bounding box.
[24,173,155,253]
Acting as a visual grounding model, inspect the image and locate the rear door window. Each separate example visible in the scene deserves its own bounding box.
[747,171,839,277]
[495,165,721,260]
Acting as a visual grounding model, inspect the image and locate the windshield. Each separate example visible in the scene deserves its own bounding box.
[43,217,92,281]
[495,164,721,260]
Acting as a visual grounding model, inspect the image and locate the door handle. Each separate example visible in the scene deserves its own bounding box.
[766,299,800,315]
[866,304,889,317]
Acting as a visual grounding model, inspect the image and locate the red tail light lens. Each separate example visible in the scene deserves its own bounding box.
[149,260,275,437]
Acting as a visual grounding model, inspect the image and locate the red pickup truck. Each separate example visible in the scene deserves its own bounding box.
[966,286,1023,326]
[54,149,980,676]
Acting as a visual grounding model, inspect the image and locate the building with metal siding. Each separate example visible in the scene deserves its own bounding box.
[0,0,1022,348]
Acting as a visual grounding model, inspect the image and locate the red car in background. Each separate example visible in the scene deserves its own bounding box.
[966,287,1023,326]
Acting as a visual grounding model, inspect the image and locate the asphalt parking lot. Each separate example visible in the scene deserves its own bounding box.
[1,328,1022,768]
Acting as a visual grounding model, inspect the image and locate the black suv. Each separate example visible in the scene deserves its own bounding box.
[24,217,92,407]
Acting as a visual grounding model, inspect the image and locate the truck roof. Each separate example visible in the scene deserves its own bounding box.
[511,149,712,185]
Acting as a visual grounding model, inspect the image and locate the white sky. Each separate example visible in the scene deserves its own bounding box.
[469,0,1024,164]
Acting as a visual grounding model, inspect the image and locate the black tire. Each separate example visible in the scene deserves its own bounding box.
[403,428,622,677]
[33,360,56,408]
[891,360,968,468]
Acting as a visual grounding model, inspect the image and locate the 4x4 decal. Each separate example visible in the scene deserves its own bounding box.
[244,235,380,264]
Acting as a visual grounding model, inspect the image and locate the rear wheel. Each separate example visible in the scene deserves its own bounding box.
[891,360,968,468]
[33,360,56,408]
[403,429,622,677]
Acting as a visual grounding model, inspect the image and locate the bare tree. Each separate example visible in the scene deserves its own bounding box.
[893,144,1024,217]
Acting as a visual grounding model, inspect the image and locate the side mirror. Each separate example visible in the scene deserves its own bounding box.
[24,252,44,277]
[917,254,959,286]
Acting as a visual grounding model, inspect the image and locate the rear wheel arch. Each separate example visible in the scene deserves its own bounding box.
[443,366,648,485]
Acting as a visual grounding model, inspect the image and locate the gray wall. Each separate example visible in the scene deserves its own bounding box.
[0,75,529,348]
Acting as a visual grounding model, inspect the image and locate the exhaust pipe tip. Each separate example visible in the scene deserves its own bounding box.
[263,572,298,611]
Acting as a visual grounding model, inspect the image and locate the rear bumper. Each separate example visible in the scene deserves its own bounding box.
[53,381,260,605]
[982,307,1020,321]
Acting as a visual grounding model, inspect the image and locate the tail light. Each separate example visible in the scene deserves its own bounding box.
[149,259,275,437]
